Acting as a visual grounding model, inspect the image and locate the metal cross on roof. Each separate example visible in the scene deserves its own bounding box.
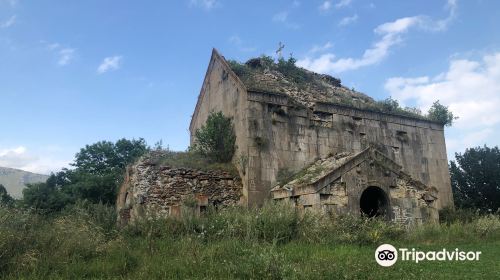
[276,42,285,59]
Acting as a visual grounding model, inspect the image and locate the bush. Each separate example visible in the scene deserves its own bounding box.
[376,97,400,113]
[193,111,236,163]
[427,100,457,126]
[439,207,480,225]
[0,184,13,205]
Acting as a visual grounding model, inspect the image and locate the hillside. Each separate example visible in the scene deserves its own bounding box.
[0,167,49,198]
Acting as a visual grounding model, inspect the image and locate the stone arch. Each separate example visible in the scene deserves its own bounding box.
[360,186,389,218]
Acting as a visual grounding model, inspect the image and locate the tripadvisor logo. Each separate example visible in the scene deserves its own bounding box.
[375,244,482,267]
[375,244,398,267]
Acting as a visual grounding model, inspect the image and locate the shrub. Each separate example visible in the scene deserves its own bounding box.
[439,207,480,225]
[376,97,400,113]
[193,111,236,163]
[427,100,457,126]
[277,56,313,85]
[472,214,500,237]
[0,184,13,207]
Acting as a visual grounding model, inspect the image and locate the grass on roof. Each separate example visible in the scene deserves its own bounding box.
[147,150,239,176]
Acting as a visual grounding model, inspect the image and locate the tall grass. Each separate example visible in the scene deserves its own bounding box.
[1,202,499,278]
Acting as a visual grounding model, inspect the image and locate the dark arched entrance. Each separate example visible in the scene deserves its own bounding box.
[360,186,388,218]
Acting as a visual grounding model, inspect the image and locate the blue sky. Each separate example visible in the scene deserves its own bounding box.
[1,0,499,174]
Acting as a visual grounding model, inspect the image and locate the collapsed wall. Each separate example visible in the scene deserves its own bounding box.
[116,153,243,226]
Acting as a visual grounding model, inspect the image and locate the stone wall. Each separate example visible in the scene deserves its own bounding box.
[116,156,243,226]
[272,149,439,226]
[189,50,453,210]
[189,49,251,205]
[246,92,453,209]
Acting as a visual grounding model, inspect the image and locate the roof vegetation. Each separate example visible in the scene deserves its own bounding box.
[227,56,456,125]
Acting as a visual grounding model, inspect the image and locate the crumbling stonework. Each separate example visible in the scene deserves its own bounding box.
[116,154,242,226]
[271,147,439,226]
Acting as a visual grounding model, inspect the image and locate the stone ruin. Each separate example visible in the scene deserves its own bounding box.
[116,152,242,226]
[117,48,454,226]
[271,146,439,227]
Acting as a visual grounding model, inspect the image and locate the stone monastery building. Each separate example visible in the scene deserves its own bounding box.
[118,49,453,226]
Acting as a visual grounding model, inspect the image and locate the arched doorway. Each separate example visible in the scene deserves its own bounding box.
[360,186,388,218]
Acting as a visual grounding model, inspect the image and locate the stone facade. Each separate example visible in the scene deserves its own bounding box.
[116,153,242,226]
[189,49,454,218]
[271,147,439,226]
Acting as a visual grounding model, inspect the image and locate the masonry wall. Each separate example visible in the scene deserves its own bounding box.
[246,92,453,209]
[284,160,439,227]
[189,51,251,205]
[116,156,243,226]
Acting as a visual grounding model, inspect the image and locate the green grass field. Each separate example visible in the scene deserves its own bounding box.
[1,203,499,279]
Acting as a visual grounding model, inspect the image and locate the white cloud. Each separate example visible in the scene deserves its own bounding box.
[228,35,256,53]
[272,2,301,29]
[384,52,500,157]
[272,11,288,22]
[228,35,242,45]
[43,42,77,66]
[298,16,417,73]
[0,15,16,28]
[338,14,358,26]
[272,10,300,29]
[47,43,60,50]
[97,56,123,74]
[308,42,333,54]
[319,1,332,11]
[335,0,352,9]
[189,0,218,10]
[385,53,500,128]
[374,16,420,34]
[58,48,76,66]
[1,0,18,7]
[298,0,457,74]
[0,146,70,174]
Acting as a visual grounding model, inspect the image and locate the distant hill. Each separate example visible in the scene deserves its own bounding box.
[0,167,49,198]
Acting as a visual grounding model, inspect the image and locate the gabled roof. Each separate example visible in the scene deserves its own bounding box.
[271,147,434,198]
[189,48,247,133]
[191,49,443,130]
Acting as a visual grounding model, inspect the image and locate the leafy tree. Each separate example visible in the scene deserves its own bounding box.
[66,138,148,204]
[427,100,457,126]
[22,138,148,210]
[450,145,500,212]
[194,111,236,163]
[22,175,69,212]
[0,184,14,206]
[73,138,147,176]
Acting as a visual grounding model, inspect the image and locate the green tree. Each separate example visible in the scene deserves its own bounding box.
[22,175,69,212]
[194,111,236,163]
[450,145,500,212]
[427,100,457,126]
[66,138,148,204]
[73,138,148,176]
[0,184,14,206]
[22,138,148,210]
